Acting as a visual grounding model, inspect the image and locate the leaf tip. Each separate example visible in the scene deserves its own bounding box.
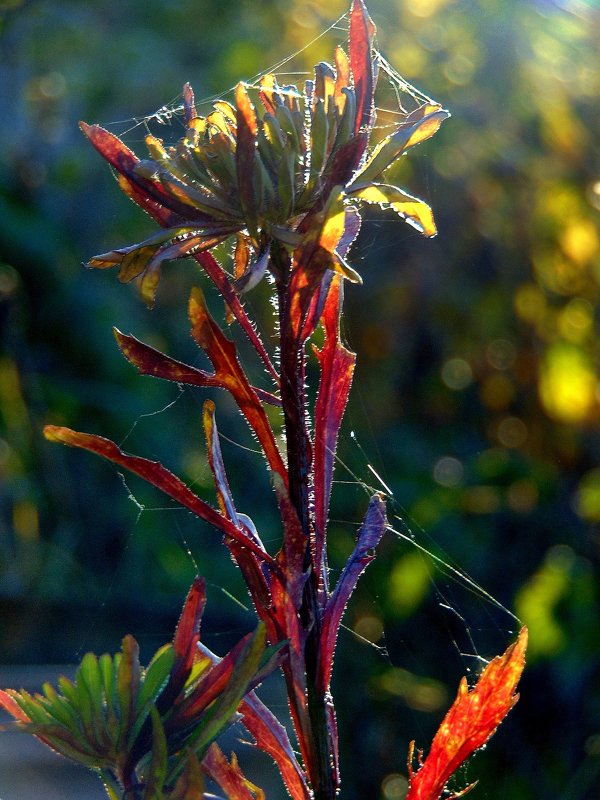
[43,424,63,442]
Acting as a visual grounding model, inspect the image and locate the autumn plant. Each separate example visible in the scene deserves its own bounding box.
[1,2,527,799]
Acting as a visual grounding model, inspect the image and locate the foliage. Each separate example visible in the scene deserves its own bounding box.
[4,0,600,798]
[0,2,529,799]
[1,578,284,799]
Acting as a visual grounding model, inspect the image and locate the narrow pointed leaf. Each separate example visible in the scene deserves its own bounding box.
[235,83,260,239]
[134,645,175,719]
[313,275,356,587]
[203,400,240,524]
[118,634,141,747]
[173,577,206,667]
[240,693,311,800]
[0,690,30,723]
[80,123,212,223]
[169,625,267,770]
[288,188,347,340]
[318,494,387,692]
[406,628,528,800]
[143,708,168,800]
[43,425,273,563]
[175,629,272,723]
[334,46,351,114]
[183,82,197,124]
[349,0,376,135]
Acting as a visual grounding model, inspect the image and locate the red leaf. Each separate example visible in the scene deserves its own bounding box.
[116,173,185,228]
[405,628,528,800]
[323,133,369,194]
[241,693,311,800]
[188,287,287,485]
[349,0,376,135]
[312,275,356,588]
[80,123,211,224]
[202,744,259,800]
[194,249,280,385]
[114,329,278,408]
[175,632,255,722]
[235,83,260,240]
[0,690,30,723]
[318,494,386,693]
[153,577,207,720]
[43,425,273,565]
[287,190,347,342]
[300,208,361,343]
[114,328,222,389]
[188,646,311,800]
[84,123,280,385]
[173,578,206,673]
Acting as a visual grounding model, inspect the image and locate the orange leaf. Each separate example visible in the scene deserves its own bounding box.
[406,628,528,800]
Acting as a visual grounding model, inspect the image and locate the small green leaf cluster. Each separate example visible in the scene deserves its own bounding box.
[1,614,273,800]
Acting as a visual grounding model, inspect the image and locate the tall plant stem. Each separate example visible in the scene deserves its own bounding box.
[274,244,338,800]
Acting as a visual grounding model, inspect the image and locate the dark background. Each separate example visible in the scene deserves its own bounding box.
[1,0,599,798]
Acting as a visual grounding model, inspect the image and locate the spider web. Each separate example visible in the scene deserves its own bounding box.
[101,11,435,152]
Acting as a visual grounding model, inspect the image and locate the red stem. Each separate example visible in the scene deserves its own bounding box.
[274,243,338,800]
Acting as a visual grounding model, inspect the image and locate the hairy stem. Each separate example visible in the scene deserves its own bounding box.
[274,243,338,800]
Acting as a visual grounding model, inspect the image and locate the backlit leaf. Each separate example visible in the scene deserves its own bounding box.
[236,82,260,240]
[203,744,261,800]
[405,628,528,800]
[143,708,168,800]
[349,106,450,188]
[349,0,376,135]
[169,624,267,769]
[203,400,240,524]
[347,183,437,237]
[43,425,273,563]
[318,494,387,693]
[312,275,356,586]
[188,287,287,483]
[240,693,311,800]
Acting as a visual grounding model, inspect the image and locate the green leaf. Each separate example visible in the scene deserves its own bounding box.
[309,99,329,186]
[128,644,176,746]
[117,635,142,748]
[99,771,122,800]
[136,645,176,717]
[99,653,119,740]
[39,683,80,729]
[142,708,168,800]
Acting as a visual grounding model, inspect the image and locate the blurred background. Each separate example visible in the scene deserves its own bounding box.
[1,0,599,798]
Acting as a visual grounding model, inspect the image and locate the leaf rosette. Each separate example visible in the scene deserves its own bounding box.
[81,0,449,305]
